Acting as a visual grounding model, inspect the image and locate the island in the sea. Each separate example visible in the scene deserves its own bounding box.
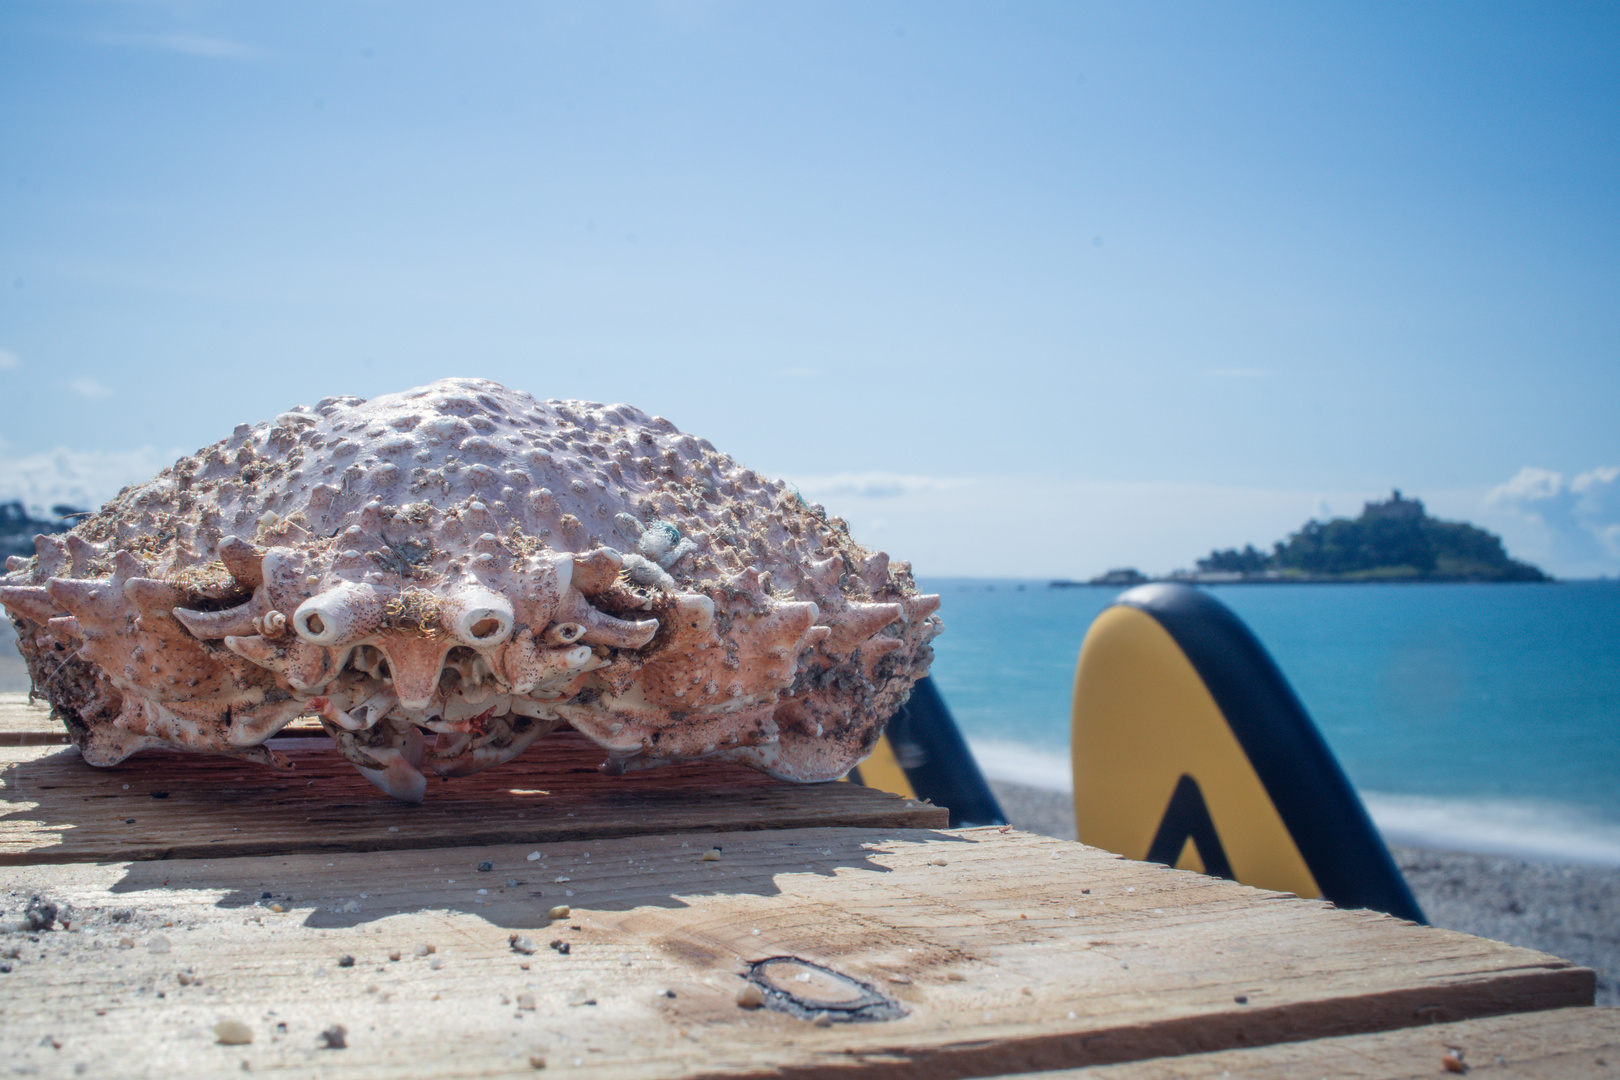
[1053,490,1549,586]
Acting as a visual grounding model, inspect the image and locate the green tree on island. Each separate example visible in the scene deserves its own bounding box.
[1197,491,1548,582]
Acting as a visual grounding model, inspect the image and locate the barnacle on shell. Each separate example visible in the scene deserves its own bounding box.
[0,379,940,801]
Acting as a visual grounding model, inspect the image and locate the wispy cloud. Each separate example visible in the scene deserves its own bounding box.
[1207,367,1269,378]
[0,447,184,516]
[95,31,260,60]
[790,472,969,499]
[69,377,114,400]
[0,348,17,371]
[1485,465,1620,575]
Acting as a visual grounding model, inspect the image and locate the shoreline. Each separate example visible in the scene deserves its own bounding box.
[972,739,1620,869]
[1051,576,1563,587]
[988,777,1620,1006]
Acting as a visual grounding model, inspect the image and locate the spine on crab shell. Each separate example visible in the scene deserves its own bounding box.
[44,576,123,623]
[755,600,820,646]
[734,600,822,690]
[109,550,148,581]
[65,534,103,576]
[858,636,906,676]
[224,633,290,672]
[122,577,186,616]
[0,585,62,626]
[800,555,844,594]
[858,552,890,591]
[47,615,81,641]
[820,602,902,658]
[32,534,70,578]
[216,536,266,588]
[908,594,942,621]
[37,580,125,674]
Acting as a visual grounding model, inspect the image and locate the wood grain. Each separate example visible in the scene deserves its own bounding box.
[1019,1006,1619,1079]
[0,827,1593,1079]
[0,691,67,744]
[0,692,323,744]
[0,732,946,865]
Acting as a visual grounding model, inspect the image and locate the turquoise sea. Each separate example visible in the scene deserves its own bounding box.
[922,578,1620,865]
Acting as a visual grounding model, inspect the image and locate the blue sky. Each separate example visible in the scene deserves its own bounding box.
[2,2,1617,576]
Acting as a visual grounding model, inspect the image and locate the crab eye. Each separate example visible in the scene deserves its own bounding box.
[446,590,515,648]
[541,621,590,647]
[293,603,344,645]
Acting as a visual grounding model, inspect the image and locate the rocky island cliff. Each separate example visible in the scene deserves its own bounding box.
[1064,491,1548,586]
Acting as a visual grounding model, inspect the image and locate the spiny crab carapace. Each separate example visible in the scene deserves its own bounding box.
[0,379,941,801]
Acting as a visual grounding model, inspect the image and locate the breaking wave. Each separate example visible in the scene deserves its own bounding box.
[969,738,1620,866]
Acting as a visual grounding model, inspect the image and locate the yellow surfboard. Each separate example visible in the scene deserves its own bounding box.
[1072,584,1423,920]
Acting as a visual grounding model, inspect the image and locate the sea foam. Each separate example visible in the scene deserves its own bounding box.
[969,739,1620,866]
[1363,793,1620,867]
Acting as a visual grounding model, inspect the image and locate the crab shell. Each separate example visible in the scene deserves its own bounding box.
[0,379,940,802]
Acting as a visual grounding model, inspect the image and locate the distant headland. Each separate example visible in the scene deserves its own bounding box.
[1054,490,1550,587]
[0,501,87,561]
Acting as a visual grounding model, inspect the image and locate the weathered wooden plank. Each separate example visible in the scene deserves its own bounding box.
[0,690,67,744]
[0,691,324,744]
[0,734,946,864]
[1015,1005,1619,1079]
[0,827,1593,1079]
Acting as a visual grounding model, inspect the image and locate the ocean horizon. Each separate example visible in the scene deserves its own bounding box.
[923,577,1620,867]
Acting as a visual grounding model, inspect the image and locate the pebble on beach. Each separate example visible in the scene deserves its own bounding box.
[214,1019,253,1046]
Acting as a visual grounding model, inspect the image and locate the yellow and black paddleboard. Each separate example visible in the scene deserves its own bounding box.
[1072,583,1424,922]
[849,677,1007,828]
